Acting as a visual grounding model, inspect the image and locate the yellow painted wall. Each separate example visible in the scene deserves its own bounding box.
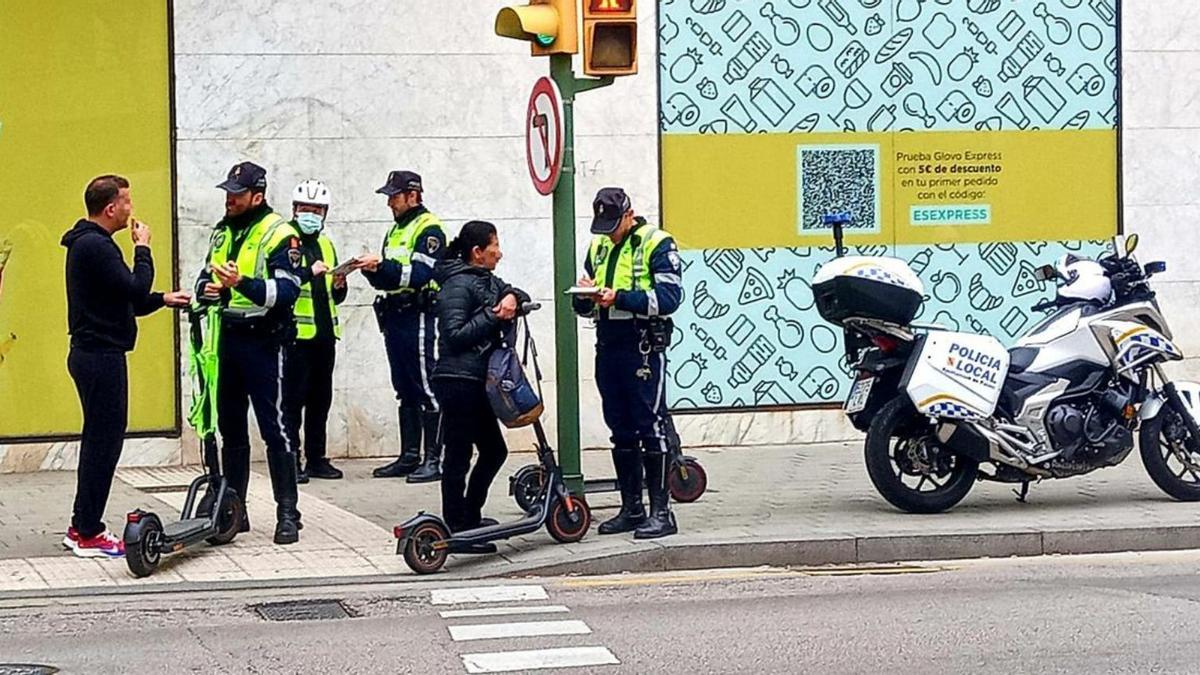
[0,2,177,439]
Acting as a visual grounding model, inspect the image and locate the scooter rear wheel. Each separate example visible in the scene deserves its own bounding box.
[125,515,163,579]
[512,465,545,513]
[668,457,708,503]
[403,521,450,575]
[546,496,591,543]
[206,492,245,546]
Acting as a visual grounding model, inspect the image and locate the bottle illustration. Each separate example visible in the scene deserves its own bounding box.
[723,32,771,85]
[729,335,776,387]
[999,31,1044,82]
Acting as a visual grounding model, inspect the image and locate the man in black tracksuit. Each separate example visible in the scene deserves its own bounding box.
[62,174,190,558]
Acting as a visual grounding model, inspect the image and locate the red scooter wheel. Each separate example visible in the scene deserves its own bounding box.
[403,521,449,574]
[668,457,708,503]
[546,497,591,543]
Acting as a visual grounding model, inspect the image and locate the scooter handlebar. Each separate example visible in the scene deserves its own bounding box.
[520,301,542,315]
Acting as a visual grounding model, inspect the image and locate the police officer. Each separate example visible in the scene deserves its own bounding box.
[195,161,303,545]
[284,179,346,483]
[574,187,684,540]
[357,170,446,483]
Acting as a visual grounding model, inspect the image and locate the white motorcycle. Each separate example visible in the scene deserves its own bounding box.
[813,234,1200,513]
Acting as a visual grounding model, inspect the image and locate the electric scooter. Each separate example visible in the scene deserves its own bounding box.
[124,304,244,578]
[395,303,592,574]
[508,414,708,512]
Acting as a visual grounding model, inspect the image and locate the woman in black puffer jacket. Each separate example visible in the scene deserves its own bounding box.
[433,221,530,545]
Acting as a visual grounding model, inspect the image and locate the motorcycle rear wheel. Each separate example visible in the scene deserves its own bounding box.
[865,397,978,514]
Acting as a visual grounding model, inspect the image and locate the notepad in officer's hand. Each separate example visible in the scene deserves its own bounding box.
[332,256,363,277]
[564,286,602,296]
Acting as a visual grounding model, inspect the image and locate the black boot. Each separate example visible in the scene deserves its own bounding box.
[267,451,301,545]
[599,447,646,535]
[307,458,343,480]
[407,410,443,483]
[296,457,309,484]
[374,406,422,478]
[635,450,677,540]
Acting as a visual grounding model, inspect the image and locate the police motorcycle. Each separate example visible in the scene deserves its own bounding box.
[813,231,1200,514]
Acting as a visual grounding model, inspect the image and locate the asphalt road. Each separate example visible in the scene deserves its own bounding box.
[3,550,1200,674]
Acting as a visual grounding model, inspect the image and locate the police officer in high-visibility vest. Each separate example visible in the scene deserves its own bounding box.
[356,170,446,483]
[573,187,684,540]
[284,180,347,484]
[195,161,304,545]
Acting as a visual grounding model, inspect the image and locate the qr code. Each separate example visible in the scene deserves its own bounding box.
[797,144,880,234]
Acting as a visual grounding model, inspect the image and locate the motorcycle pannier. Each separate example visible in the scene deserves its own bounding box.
[812,256,924,327]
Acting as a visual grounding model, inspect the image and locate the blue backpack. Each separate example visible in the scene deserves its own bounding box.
[486,316,544,428]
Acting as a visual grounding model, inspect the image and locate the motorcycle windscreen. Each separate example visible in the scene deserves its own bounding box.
[905,332,1011,420]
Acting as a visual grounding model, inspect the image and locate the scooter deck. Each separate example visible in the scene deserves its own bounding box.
[163,517,211,539]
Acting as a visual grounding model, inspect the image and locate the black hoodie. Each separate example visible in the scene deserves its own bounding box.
[432,258,529,382]
[61,219,164,352]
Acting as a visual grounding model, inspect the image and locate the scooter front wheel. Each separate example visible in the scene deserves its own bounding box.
[546,496,591,544]
[668,457,708,503]
[124,514,164,578]
[206,491,245,546]
[403,521,450,575]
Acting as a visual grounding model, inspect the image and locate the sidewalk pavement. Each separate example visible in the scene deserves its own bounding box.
[2,443,1200,597]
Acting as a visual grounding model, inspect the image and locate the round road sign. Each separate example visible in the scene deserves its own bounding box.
[525,76,565,196]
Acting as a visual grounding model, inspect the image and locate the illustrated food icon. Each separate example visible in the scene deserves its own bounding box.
[739,268,775,304]
[703,248,745,282]
[968,0,1001,13]
[777,269,815,311]
[1011,260,1045,298]
[968,273,1004,311]
[693,280,731,320]
[729,335,776,387]
[764,305,804,348]
[675,354,709,389]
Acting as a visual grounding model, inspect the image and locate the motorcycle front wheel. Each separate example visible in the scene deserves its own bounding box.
[865,397,978,514]
[1140,405,1200,501]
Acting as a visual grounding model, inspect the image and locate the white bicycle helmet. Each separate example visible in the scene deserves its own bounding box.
[1056,254,1111,303]
[292,179,331,208]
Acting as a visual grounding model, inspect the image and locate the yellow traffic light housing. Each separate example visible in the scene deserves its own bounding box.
[583,0,637,76]
[495,0,579,56]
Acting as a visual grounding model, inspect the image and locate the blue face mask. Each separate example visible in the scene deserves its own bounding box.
[296,212,324,235]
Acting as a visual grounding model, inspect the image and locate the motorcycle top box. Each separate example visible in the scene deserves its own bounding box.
[813,256,924,327]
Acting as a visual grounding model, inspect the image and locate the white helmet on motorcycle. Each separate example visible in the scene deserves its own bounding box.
[1055,254,1112,303]
[292,179,331,208]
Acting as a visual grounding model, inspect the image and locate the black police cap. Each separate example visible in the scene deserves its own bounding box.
[216,161,268,194]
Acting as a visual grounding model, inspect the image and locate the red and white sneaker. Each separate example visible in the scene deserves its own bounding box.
[62,526,81,552]
[73,530,124,558]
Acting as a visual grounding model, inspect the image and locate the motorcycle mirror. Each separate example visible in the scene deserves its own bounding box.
[1033,264,1058,282]
[1125,233,1140,256]
[1145,261,1166,276]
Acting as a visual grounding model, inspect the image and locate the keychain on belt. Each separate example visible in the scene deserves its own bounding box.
[636,338,653,381]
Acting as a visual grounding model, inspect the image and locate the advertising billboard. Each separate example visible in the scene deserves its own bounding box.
[0,3,178,439]
[660,0,1120,410]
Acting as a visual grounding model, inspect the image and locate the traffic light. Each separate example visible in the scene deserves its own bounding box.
[494,0,579,56]
[582,0,637,76]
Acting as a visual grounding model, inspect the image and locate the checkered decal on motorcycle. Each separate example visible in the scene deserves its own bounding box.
[852,266,906,287]
[1119,332,1179,367]
[927,401,978,420]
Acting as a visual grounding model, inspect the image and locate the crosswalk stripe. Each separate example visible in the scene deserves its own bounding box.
[431,585,548,605]
[440,605,571,619]
[448,619,592,642]
[461,646,620,673]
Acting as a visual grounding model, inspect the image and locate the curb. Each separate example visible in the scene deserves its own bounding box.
[504,525,1200,577]
[6,525,1200,602]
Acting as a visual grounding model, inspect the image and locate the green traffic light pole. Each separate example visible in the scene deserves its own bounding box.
[548,53,612,495]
